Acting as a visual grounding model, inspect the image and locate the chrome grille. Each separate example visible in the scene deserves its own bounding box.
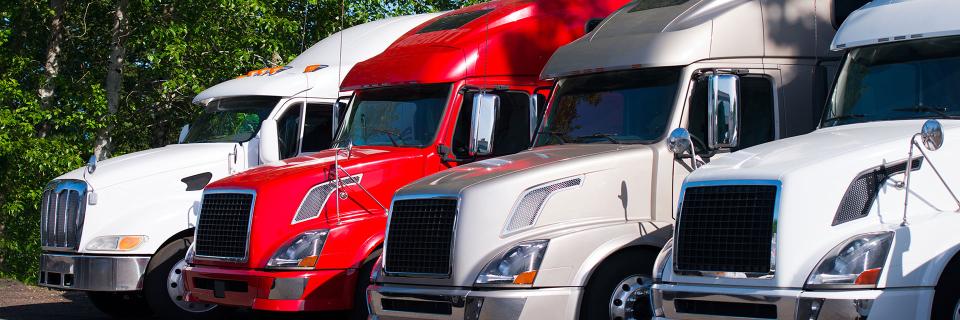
[385,198,458,276]
[195,192,254,261]
[675,184,778,274]
[40,180,87,250]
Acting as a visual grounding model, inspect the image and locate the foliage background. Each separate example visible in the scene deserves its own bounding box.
[0,0,481,283]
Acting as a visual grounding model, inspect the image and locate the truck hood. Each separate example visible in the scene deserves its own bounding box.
[671,120,960,288]
[58,143,236,190]
[396,144,624,197]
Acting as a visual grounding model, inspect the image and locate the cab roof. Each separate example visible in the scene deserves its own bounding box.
[192,13,440,105]
[340,0,630,90]
[832,0,960,50]
[542,0,840,79]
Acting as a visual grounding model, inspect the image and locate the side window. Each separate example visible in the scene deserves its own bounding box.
[301,103,334,153]
[276,104,303,159]
[451,91,532,159]
[687,75,776,152]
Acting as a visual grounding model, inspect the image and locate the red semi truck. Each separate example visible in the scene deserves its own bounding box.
[182,0,629,317]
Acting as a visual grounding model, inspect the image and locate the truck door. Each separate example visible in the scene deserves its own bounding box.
[447,90,534,162]
[672,70,780,214]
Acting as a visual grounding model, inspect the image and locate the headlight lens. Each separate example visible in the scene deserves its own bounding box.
[475,240,548,286]
[266,230,329,269]
[85,235,147,251]
[653,239,674,283]
[806,231,894,289]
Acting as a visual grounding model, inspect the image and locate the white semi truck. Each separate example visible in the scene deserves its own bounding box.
[653,0,960,319]
[366,1,865,319]
[35,13,438,319]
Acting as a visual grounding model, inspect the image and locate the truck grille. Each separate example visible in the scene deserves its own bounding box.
[195,192,254,261]
[40,180,87,250]
[385,198,458,276]
[675,184,778,274]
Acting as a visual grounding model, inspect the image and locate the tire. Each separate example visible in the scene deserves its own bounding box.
[579,249,657,320]
[932,260,960,320]
[350,250,380,320]
[143,237,225,319]
[86,291,152,319]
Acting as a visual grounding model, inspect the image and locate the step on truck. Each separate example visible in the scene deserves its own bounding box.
[366,0,861,319]
[35,14,437,319]
[181,0,629,318]
[653,0,960,318]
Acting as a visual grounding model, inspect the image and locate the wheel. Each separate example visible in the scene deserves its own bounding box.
[579,249,657,320]
[932,262,960,320]
[350,251,380,320]
[86,291,151,318]
[143,237,224,319]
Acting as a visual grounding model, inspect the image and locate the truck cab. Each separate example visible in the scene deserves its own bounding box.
[367,1,852,319]
[35,14,436,319]
[181,0,628,317]
[653,1,960,319]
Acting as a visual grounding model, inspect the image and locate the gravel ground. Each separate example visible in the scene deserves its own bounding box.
[0,279,350,320]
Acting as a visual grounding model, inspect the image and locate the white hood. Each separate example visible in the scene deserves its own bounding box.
[58,143,237,190]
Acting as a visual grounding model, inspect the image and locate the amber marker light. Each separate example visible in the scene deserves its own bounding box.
[304,64,329,73]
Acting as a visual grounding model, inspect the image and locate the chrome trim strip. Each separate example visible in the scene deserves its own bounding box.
[673,179,781,279]
[383,193,461,279]
[194,188,257,263]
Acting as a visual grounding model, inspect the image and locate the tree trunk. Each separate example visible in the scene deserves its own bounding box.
[93,0,129,160]
[36,0,66,138]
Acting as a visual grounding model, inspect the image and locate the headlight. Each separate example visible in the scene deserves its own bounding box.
[266,230,329,269]
[370,255,384,283]
[475,240,548,287]
[185,242,196,264]
[85,235,147,251]
[806,231,894,289]
[653,239,674,282]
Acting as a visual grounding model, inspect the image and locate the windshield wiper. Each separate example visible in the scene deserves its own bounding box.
[364,127,401,147]
[823,114,867,124]
[575,133,621,144]
[537,130,568,144]
[892,106,960,119]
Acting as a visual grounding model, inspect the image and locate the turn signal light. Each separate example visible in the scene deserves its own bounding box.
[513,270,538,285]
[854,268,882,285]
[304,64,329,73]
[117,236,144,251]
[297,256,319,268]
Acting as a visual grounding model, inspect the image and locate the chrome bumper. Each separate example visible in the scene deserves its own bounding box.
[39,253,150,291]
[653,283,876,320]
[368,284,580,320]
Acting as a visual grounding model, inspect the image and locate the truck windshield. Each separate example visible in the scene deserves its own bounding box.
[183,96,279,143]
[822,36,960,127]
[334,84,450,148]
[534,67,680,146]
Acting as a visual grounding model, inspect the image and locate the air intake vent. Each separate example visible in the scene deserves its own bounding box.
[504,177,581,233]
[833,157,922,225]
[195,192,254,261]
[675,184,778,274]
[385,198,458,277]
[40,180,87,250]
[292,175,361,224]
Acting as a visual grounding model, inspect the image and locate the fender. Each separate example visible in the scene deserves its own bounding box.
[535,220,672,287]
[352,232,385,269]
[883,211,960,288]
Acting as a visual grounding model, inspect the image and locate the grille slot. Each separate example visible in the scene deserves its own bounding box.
[195,192,254,261]
[675,184,778,274]
[674,299,776,319]
[40,181,86,250]
[385,198,458,276]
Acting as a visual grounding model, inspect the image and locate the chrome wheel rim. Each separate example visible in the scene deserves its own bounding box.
[609,275,654,320]
[953,298,960,320]
[166,258,216,313]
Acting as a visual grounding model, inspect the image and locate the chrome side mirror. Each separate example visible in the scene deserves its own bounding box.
[707,74,740,149]
[86,155,97,174]
[921,119,944,151]
[259,119,281,163]
[470,92,499,156]
[178,124,190,144]
[668,128,699,170]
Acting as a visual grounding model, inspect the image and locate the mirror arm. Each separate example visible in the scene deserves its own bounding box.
[437,144,472,163]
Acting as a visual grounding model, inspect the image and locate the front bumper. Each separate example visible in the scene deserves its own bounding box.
[367,283,581,320]
[39,253,150,291]
[653,283,934,319]
[183,264,358,312]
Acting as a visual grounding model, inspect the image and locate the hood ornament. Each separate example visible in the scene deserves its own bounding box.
[901,119,958,226]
